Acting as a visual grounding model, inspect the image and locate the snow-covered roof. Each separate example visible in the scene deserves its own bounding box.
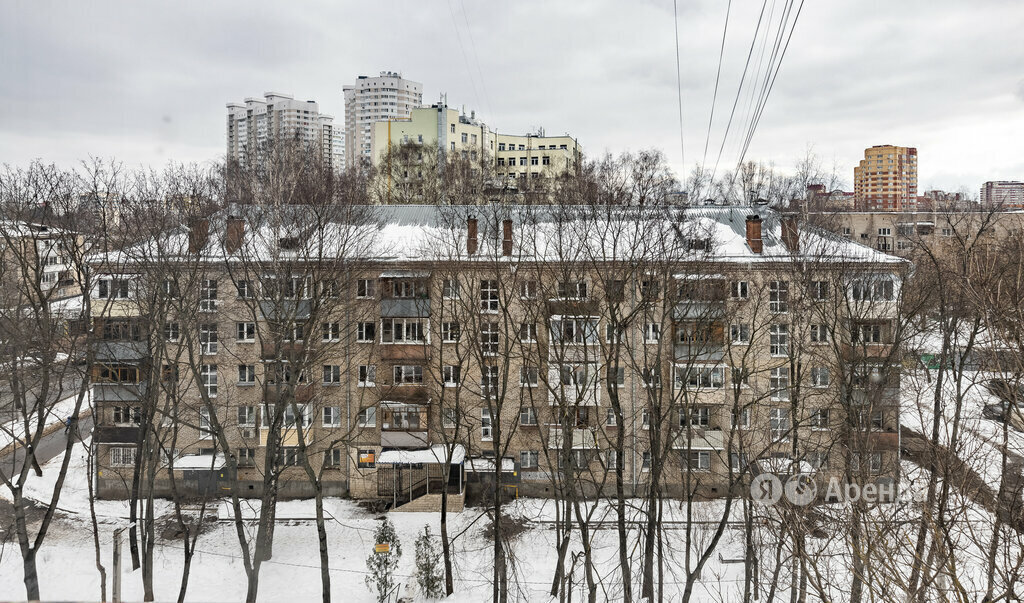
[377,444,465,465]
[173,454,226,470]
[465,456,516,473]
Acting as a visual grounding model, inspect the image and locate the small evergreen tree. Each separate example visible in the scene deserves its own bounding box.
[366,518,402,603]
[414,525,445,599]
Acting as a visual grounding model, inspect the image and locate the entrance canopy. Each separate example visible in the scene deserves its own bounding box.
[377,444,466,465]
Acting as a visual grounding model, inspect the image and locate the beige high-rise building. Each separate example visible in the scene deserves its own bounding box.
[226,92,342,170]
[853,145,918,211]
[343,71,423,168]
[980,181,1024,208]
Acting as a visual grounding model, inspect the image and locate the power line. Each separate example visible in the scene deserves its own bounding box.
[459,0,493,120]
[700,0,733,173]
[672,0,686,178]
[446,0,483,114]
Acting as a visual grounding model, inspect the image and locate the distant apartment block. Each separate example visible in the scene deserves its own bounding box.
[371,103,581,185]
[226,92,342,170]
[853,145,918,211]
[980,181,1024,208]
[343,72,423,168]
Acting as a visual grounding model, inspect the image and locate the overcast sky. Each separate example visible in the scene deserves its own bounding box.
[1,0,1021,194]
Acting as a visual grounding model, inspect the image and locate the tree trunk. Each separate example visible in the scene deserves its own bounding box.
[314,484,331,603]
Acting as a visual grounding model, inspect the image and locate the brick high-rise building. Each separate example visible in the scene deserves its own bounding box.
[853,145,918,211]
[980,181,1024,208]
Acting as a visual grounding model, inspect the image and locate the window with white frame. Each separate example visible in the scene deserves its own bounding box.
[811,366,830,387]
[810,408,830,430]
[643,323,661,343]
[683,406,711,427]
[323,406,341,427]
[610,366,625,387]
[110,447,136,467]
[442,279,460,299]
[519,322,537,343]
[520,366,539,387]
[284,322,304,341]
[356,321,375,342]
[770,366,790,400]
[520,450,539,468]
[556,280,587,300]
[688,451,711,471]
[236,322,256,342]
[235,280,254,299]
[480,322,499,355]
[769,280,789,313]
[731,407,751,429]
[238,406,256,428]
[357,407,376,427]
[769,407,790,440]
[358,364,376,387]
[356,278,376,299]
[481,366,499,398]
[481,408,493,440]
[393,365,424,384]
[677,366,724,389]
[237,364,255,385]
[731,281,749,299]
[730,323,750,344]
[382,318,427,343]
[869,452,882,474]
[442,408,457,429]
[552,317,599,345]
[641,450,651,470]
[322,322,340,342]
[520,406,538,426]
[730,452,749,472]
[440,321,460,343]
[165,321,180,342]
[810,281,829,301]
[281,404,312,429]
[642,409,651,427]
[810,324,829,343]
[642,367,661,388]
[731,367,750,388]
[442,365,460,387]
[199,407,214,439]
[201,364,217,397]
[199,279,218,311]
[322,365,341,384]
[520,280,538,299]
[606,449,618,469]
[605,323,623,344]
[199,324,218,355]
[480,279,499,312]
[852,323,883,344]
[878,227,892,237]
[98,278,130,300]
[605,406,618,426]
[769,324,789,356]
[324,448,342,467]
[851,278,895,301]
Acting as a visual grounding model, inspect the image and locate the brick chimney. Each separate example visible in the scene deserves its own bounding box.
[502,219,513,256]
[745,215,763,254]
[188,218,210,254]
[225,216,245,254]
[467,215,478,255]
[781,214,799,254]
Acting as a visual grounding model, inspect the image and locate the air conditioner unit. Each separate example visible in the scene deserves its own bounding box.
[240,428,255,439]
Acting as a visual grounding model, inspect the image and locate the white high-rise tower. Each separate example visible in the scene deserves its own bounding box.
[343,71,423,168]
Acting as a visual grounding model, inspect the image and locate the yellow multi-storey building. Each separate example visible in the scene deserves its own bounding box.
[853,145,918,211]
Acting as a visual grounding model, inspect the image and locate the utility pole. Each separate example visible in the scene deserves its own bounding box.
[112,522,135,603]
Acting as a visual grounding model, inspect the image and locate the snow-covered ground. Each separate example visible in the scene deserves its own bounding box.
[0,389,90,451]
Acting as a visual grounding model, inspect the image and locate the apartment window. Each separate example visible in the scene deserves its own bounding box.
[481,409,493,441]
[450,124,456,133]
[285,322,305,342]
[109,447,136,467]
[530,156,538,166]
[810,324,829,343]
[731,407,751,429]
[642,368,661,389]
[556,280,587,300]
[201,365,218,397]
[358,364,376,387]
[520,450,539,469]
[357,407,376,427]
[605,407,618,426]
[113,406,141,425]
[461,132,468,143]
[236,322,256,342]
[481,366,499,398]
[480,279,499,312]
[393,365,424,384]
[689,451,711,472]
[235,280,254,299]
[642,409,651,428]
[520,280,538,299]
[442,279,460,299]
[498,143,506,151]
[869,452,882,474]
[98,278,130,300]
[643,323,661,343]
[519,157,527,166]
[322,365,341,384]
[358,449,376,468]
[480,322,500,355]
[356,321,375,342]
[356,278,377,299]
[808,451,829,470]
[842,227,852,236]
[610,366,625,387]
[441,321,460,343]
[520,366,539,387]
[199,324,218,355]
[769,324,789,356]
[769,407,790,441]
[853,324,883,344]
[322,322,340,342]
[200,279,218,311]
[641,451,651,471]
[542,156,551,166]
[810,281,829,301]
[237,406,255,428]
[605,323,623,344]
[497,158,506,166]
[811,366,830,387]
[164,321,180,342]
[277,447,302,466]
[730,452,750,472]
[769,281,788,313]
[519,322,537,343]
[324,448,342,467]
[730,323,750,344]
[323,406,341,427]
[442,408,457,429]
[520,406,538,426]
[878,227,892,237]
[941,227,952,237]
[851,278,895,301]
[731,367,750,388]
[199,407,214,439]
[683,406,711,427]
[770,367,790,401]
[552,317,598,345]
[731,281,749,299]
[381,318,427,343]
[810,408,830,430]
[237,364,255,385]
